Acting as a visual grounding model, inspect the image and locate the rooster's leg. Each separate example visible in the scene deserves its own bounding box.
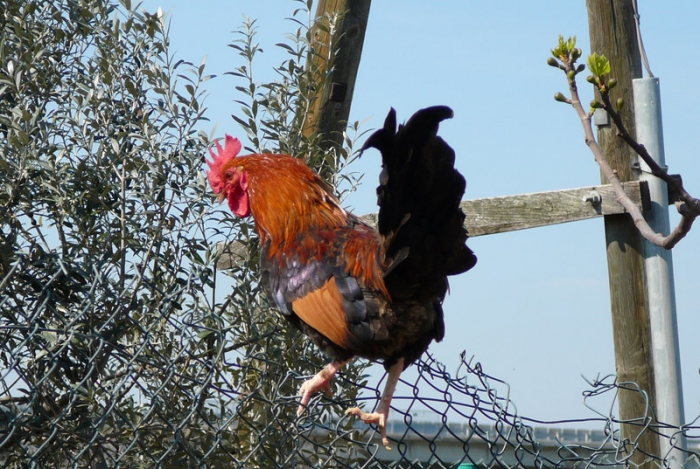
[345,357,404,450]
[297,359,348,416]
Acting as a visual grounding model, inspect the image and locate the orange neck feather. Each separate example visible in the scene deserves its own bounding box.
[225,154,348,252]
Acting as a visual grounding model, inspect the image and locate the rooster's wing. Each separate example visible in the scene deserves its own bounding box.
[260,225,389,358]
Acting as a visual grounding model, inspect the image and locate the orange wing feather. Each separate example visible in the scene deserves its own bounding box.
[292,277,353,349]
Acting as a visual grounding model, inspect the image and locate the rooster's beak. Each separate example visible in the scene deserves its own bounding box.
[217,192,226,203]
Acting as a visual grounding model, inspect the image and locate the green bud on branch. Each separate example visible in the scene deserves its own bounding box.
[616,97,624,111]
[590,100,603,109]
[554,92,570,103]
[547,57,560,68]
[607,78,618,90]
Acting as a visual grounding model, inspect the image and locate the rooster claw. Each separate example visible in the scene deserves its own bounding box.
[296,378,333,417]
[296,361,347,417]
[345,407,391,450]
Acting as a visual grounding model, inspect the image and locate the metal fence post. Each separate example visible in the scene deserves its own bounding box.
[633,77,687,468]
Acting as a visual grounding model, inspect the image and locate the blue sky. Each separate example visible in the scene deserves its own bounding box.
[140,0,700,427]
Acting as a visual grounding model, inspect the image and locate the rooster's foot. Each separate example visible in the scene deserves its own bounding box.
[296,360,347,416]
[345,407,391,450]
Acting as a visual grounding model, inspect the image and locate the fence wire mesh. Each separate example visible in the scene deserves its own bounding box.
[2,0,699,468]
[2,314,700,469]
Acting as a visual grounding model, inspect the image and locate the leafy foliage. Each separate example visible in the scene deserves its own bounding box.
[550,34,580,62]
[0,0,368,466]
[587,52,611,79]
[0,0,225,465]
[226,5,366,198]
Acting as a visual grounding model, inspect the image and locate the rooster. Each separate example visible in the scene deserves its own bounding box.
[206,106,476,449]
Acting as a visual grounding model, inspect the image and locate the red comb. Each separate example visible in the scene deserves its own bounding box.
[206,135,242,193]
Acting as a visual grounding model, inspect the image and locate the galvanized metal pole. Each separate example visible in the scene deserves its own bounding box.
[633,77,687,468]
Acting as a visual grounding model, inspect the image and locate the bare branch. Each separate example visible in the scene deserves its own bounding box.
[599,91,700,221]
[553,50,698,249]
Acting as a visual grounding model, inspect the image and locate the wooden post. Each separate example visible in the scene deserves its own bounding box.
[587,0,659,463]
[303,0,371,153]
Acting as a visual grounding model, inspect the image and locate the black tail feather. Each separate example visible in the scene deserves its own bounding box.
[362,106,477,299]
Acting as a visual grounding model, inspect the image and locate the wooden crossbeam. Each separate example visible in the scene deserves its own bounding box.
[359,180,649,237]
[462,180,649,237]
[215,180,650,269]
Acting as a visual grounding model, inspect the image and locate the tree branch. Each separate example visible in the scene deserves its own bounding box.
[550,41,698,249]
[599,90,700,221]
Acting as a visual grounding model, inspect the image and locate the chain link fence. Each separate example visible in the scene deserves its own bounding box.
[1,0,699,467]
[2,319,700,468]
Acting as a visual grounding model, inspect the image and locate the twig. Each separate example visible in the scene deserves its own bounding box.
[599,90,700,224]
[550,41,699,249]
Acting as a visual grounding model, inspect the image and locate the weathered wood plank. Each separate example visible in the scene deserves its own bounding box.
[459,180,649,237]
[216,180,649,269]
[361,180,648,237]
